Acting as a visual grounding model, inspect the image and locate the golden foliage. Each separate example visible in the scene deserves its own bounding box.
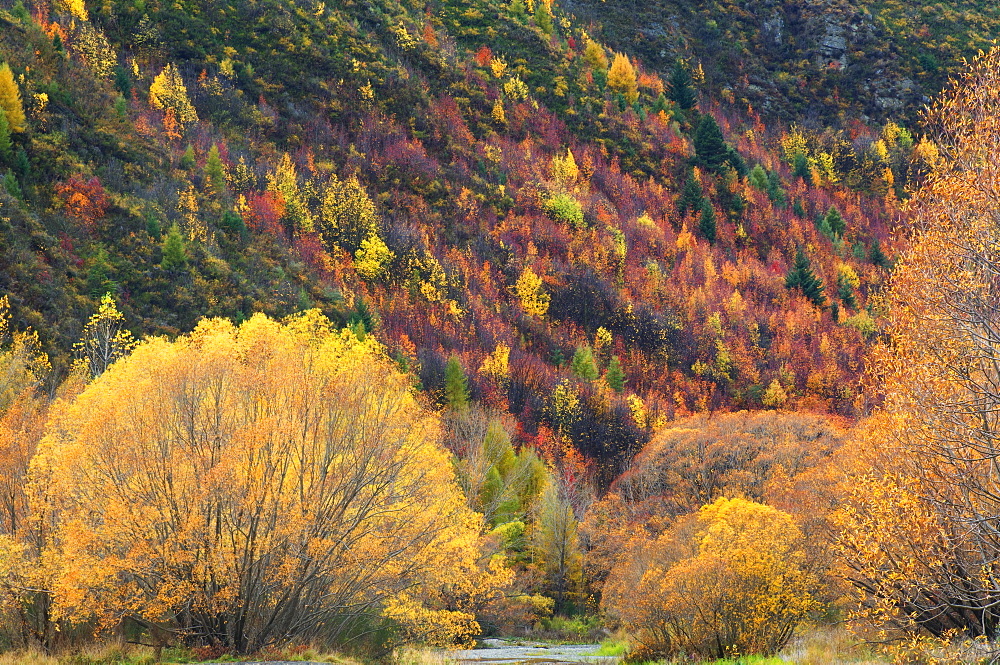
[0,63,27,133]
[31,312,505,652]
[149,63,198,125]
[603,497,817,660]
[71,293,137,378]
[550,148,579,191]
[835,45,1000,640]
[514,267,549,318]
[479,342,511,387]
[267,153,314,234]
[606,53,638,104]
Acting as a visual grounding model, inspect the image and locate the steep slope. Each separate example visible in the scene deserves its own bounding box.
[566,0,1000,127]
[0,0,911,481]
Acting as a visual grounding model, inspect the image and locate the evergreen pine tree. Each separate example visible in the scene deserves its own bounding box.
[570,345,599,381]
[2,170,21,200]
[766,169,786,205]
[145,209,162,240]
[785,247,825,307]
[698,200,717,244]
[14,148,29,181]
[870,240,890,269]
[160,224,188,271]
[792,151,812,184]
[693,114,729,172]
[823,205,846,237]
[11,0,29,22]
[444,355,470,411]
[113,66,132,98]
[605,355,625,392]
[677,171,703,217]
[667,60,697,110]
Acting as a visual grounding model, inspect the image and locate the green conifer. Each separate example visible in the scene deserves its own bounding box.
[570,345,599,381]
[160,224,188,271]
[606,355,626,392]
[205,144,226,195]
[693,114,729,172]
[0,108,11,163]
[444,355,471,411]
[785,247,825,307]
[698,200,717,244]
[667,60,697,111]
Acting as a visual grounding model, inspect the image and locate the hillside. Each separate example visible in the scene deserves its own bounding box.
[567,0,1000,127]
[0,0,916,484]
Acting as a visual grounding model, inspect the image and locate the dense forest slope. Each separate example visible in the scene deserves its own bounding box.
[0,0,924,481]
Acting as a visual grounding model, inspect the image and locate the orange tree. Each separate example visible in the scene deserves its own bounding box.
[836,46,1000,639]
[27,311,509,653]
[602,497,817,660]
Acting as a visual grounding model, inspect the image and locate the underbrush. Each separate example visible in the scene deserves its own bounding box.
[531,614,604,642]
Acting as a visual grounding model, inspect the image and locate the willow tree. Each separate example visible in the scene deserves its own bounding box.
[837,46,1000,640]
[31,312,508,653]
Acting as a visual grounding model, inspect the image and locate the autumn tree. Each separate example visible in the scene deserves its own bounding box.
[836,46,1000,640]
[31,313,510,653]
[72,293,137,378]
[533,479,583,613]
[582,40,608,71]
[149,63,198,125]
[603,498,817,660]
[0,296,49,538]
[55,175,111,233]
[0,63,26,133]
[515,267,550,318]
[607,53,638,105]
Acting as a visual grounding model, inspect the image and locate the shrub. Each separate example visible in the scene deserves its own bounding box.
[603,497,817,660]
[543,193,584,229]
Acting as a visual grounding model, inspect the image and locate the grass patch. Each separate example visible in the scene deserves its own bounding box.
[594,637,629,657]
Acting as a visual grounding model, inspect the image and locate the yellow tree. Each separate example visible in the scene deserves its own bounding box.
[603,497,817,660]
[267,153,314,235]
[31,312,508,653]
[836,46,1000,640]
[0,63,26,133]
[149,63,198,125]
[318,173,379,252]
[514,267,549,318]
[0,296,50,537]
[607,53,638,104]
[73,293,137,378]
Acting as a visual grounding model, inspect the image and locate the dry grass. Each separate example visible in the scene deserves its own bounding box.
[0,649,59,665]
[392,646,457,665]
[780,626,886,664]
